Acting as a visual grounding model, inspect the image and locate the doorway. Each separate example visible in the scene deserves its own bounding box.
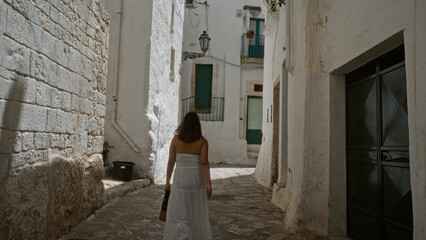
[246,96,262,144]
[346,46,412,239]
[272,81,280,184]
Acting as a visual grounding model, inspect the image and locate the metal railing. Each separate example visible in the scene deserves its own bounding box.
[241,34,265,59]
[181,97,224,121]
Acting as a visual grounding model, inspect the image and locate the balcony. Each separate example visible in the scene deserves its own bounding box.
[241,34,264,64]
[181,97,224,121]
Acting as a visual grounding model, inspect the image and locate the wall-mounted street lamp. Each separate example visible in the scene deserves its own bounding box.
[183,31,211,60]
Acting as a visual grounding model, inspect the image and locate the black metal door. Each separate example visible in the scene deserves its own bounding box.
[346,46,412,240]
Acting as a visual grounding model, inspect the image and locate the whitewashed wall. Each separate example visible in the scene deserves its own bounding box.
[181,0,264,165]
[256,0,426,239]
[103,0,184,182]
[0,0,109,238]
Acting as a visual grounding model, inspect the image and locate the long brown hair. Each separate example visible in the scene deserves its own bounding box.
[175,112,202,143]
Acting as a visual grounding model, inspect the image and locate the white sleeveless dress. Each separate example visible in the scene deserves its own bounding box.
[163,153,211,240]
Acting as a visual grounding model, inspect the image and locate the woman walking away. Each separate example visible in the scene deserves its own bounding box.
[163,112,212,240]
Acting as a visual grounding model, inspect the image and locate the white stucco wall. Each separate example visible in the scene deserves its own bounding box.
[104,0,184,182]
[181,0,264,165]
[257,0,426,239]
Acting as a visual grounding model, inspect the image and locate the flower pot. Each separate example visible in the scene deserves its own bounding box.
[246,34,254,38]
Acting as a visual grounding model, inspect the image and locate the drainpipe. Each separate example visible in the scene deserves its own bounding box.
[111,0,140,153]
[285,0,293,73]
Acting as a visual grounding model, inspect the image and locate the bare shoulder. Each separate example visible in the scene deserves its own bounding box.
[201,137,208,145]
[171,136,179,144]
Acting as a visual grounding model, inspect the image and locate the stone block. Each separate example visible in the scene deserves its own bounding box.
[34,132,48,149]
[11,131,21,153]
[50,133,63,148]
[0,2,6,32]
[0,36,30,75]
[99,117,105,135]
[55,40,68,67]
[81,98,93,115]
[5,161,49,239]
[47,108,57,131]
[0,101,5,129]
[64,134,74,148]
[87,117,97,135]
[93,136,104,154]
[96,104,105,117]
[15,77,36,104]
[60,91,71,112]
[50,5,59,23]
[6,7,42,51]
[55,110,76,134]
[79,77,90,98]
[41,31,56,58]
[71,94,80,111]
[78,130,87,153]
[50,0,65,13]
[10,150,45,168]
[0,130,12,154]
[81,154,104,216]
[51,88,61,109]
[57,66,78,94]
[21,132,34,151]
[33,0,50,16]
[82,56,92,80]
[12,0,42,25]
[36,82,52,107]
[0,77,14,100]
[68,47,82,74]
[11,103,47,132]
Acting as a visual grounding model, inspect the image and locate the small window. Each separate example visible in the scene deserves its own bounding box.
[254,84,263,92]
[170,4,175,34]
[170,47,175,82]
[185,0,197,8]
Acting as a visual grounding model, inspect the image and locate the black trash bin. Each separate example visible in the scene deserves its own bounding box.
[112,161,135,181]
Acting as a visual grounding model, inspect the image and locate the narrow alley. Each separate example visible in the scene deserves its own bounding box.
[60,166,328,240]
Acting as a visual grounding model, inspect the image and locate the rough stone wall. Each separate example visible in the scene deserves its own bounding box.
[148,0,184,182]
[0,0,109,239]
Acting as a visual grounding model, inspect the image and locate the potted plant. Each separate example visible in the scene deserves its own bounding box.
[246,30,254,38]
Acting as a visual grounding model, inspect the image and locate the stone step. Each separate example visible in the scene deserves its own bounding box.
[103,179,151,204]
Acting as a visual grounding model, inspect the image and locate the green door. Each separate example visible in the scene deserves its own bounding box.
[248,18,264,58]
[346,46,412,240]
[195,64,213,109]
[246,96,262,144]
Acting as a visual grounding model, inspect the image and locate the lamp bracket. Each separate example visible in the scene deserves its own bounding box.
[182,52,205,60]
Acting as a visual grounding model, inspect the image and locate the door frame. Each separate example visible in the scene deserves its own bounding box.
[328,32,406,236]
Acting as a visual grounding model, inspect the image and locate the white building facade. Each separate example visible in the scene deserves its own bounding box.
[103,0,185,182]
[181,0,265,165]
[255,0,426,239]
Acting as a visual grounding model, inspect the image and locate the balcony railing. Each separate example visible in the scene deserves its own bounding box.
[241,34,264,59]
[181,97,224,121]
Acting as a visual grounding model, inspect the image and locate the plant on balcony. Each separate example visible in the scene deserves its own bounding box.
[246,30,254,38]
[266,0,285,12]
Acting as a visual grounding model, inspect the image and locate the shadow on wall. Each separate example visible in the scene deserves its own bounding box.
[0,75,23,239]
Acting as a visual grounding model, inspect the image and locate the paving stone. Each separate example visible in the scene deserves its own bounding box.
[59,166,342,240]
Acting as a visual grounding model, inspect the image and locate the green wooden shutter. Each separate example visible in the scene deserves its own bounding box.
[195,64,213,109]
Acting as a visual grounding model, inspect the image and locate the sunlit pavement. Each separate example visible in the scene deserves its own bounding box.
[60,165,335,240]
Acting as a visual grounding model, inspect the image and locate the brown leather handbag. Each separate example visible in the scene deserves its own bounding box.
[159,189,170,221]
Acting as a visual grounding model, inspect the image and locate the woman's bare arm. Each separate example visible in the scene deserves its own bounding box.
[200,139,212,198]
[165,137,177,191]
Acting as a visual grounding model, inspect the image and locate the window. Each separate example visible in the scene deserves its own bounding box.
[170,47,175,82]
[195,64,213,109]
[254,84,263,92]
[170,4,175,34]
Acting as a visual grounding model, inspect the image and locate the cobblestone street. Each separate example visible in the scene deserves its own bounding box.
[60,166,333,240]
